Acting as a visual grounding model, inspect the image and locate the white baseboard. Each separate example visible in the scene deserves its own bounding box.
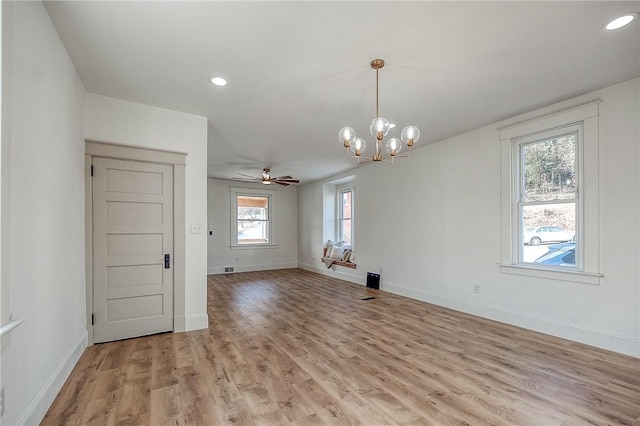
[184,313,209,331]
[208,262,298,275]
[174,313,209,332]
[20,330,88,426]
[383,280,639,358]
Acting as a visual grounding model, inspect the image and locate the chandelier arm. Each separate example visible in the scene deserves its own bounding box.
[345,148,357,158]
[389,151,413,159]
[346,148,372,160]
[356,157,374,165]
[344,150,376,164]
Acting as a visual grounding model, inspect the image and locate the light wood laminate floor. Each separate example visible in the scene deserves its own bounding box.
[44,269,639,425]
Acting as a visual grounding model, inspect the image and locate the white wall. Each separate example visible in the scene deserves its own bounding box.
[208,179,298,274]
[85,94,209,333]
[0,0,9,328]
[299,78,640,357]
[1,2,88,425]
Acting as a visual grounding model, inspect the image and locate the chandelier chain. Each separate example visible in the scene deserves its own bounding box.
[376,67,379,118]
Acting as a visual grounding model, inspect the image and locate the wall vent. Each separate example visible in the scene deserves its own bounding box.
[224,266,234,273]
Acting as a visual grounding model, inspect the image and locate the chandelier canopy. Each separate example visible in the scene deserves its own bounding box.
[339,59,420,164]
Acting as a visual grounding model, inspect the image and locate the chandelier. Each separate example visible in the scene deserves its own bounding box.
[339,59,420,164]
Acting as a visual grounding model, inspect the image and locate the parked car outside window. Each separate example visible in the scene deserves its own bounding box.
[523,226,574,246]
[534,242,575,266]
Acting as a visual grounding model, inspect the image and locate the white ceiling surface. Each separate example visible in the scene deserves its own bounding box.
[45,1,640,183]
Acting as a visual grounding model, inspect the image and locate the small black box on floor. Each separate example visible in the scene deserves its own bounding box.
[366,272,380,289]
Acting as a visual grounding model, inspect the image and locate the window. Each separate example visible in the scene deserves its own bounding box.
[338,187,353,245]
[516,127,578,268]
[237,195,269,244]
[230,188,274,247]
[322,176,355,253]
[499,101,602,284]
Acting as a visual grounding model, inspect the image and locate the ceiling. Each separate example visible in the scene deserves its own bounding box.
[44,1,640,184]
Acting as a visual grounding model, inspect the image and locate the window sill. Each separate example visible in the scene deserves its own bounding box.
[330,260,357,269]
[499,263,602,285]
[230,244,277,250]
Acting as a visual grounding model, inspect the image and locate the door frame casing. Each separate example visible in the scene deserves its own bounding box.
[85,140,186,345]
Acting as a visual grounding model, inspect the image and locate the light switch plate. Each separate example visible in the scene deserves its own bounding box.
[191,223,204,234]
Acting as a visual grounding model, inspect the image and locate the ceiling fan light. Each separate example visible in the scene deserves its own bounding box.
[385,138,402,156]
[370,117,390,140]
[351,138,366,156]
[401,125,420,147]
[339,127,356,147]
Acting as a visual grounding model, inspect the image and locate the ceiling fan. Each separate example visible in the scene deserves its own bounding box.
[232,168,300,186]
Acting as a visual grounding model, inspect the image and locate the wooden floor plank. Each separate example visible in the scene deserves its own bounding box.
[44,269,640,425]
[40,344,110,425]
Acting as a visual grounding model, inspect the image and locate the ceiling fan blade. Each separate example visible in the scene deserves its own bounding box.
[238,173,259,179]
[236,169,297,185]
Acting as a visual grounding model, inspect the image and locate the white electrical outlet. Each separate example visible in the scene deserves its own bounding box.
[473,284,480,294]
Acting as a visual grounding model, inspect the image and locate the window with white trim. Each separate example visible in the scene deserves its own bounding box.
[499,101,602,284]
[230,188,274,247]
[516,126,579,268]
[338,186,353,246]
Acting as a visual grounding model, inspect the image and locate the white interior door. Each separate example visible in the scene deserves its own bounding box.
[92,157,174,343]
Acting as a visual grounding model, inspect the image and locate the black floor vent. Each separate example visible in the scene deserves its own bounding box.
[361,297,376,301]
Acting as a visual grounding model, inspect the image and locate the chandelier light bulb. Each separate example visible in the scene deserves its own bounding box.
[401,125,420,147]
[351,138,366,156]
[370,117,390,140]
[385,138,402,156]
[339,127,357,148]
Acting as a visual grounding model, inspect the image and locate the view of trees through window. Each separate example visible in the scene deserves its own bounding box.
[340,190,352,245]
[520,133,577,266]
[237,195,269,244]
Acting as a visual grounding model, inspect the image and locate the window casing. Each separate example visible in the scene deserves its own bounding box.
[230,188,274,248]
[338,186,353,246]
[515,126,580,269]
[499,101,602,284]
[322,176,355,256]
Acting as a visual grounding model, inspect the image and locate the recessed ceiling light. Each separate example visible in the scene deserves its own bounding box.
[210,77,227,87]
[605,13,637,30]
